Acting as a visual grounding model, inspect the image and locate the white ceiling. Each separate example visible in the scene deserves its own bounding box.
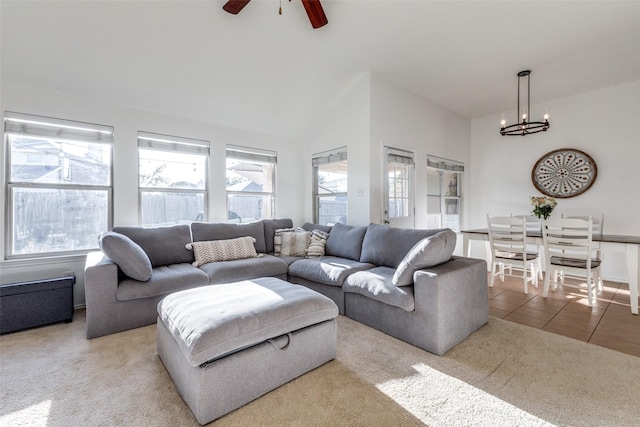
[2,1,640,139]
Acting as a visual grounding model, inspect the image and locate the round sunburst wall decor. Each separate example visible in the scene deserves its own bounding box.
[531,148,597,198]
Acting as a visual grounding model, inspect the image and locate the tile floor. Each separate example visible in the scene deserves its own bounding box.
[488,273,640,357]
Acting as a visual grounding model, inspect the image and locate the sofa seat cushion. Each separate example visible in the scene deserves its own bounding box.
[288,256,374,287]
[157,277,339,366]
[343,266,415,311]
[199,254,288,284]
[116,263,209,302]
[277,255,305,266]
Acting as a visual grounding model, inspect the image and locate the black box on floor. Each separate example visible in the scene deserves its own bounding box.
[0,276,75,334]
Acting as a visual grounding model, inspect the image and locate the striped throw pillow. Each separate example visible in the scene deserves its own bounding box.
[186,236,258,267]
[306,229,329,258]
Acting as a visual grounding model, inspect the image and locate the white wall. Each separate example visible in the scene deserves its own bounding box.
[305,73,372,226]
[469,80,640,281]
[306,72,472,231]
[369,73,471,229]
[0,82,305,306]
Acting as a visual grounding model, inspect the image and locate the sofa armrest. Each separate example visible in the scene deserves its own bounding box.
[84,251,120,338]
[412,256,488,355]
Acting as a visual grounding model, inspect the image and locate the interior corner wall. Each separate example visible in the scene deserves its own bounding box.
[305,73,372,226]
[368,73,471,230]
[0,82,305,305]
[469,80,640,281]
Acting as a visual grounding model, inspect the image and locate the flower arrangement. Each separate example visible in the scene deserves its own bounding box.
[530,196,557,220]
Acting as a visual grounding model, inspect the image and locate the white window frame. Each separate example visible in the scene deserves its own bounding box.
[138,131,209,226]
[5,112,113,258]
[313,148,348,225]
[384,147,415,224]
[427,155,464,232]
[226,146,276,222]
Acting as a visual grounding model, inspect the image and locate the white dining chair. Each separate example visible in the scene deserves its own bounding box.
[513,214,544,281]
[562,214,604,259]
[487,215,540,294]
[542,217,603,307]
[561,214,604,234]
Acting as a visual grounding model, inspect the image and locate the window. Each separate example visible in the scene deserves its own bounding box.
[384,147,415,227]
[226,146,276,223]
[138,132,208,226]
[5,112,113,257]
[427,155,464,232]
[313,148,347,226]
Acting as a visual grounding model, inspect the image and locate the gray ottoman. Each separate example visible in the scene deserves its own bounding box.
[156,277,339,425]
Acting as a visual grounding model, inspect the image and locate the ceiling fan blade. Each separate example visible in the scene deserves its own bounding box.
[223,0,251,15]
[301,0,328,29]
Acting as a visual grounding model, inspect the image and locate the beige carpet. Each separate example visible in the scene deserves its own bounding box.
[1,311,639,427]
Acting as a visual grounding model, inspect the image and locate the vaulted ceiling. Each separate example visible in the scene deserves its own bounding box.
[2,1,639,139]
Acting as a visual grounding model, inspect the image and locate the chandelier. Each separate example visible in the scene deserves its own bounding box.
[500,70,550,136]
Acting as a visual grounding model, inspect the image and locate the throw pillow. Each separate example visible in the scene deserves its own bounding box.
[392,229,457,286]
[306,229,329,258]
[99,231,153,282]
[273,227,296,255]
[186,236,259,267]
[280,230,312,257]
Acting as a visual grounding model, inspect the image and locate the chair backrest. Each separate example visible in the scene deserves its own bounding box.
[561,214,604,235]
[513,214,542,234]
[487,215,529,258]
[543,217,594,263]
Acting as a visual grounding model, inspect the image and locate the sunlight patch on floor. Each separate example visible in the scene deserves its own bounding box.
[0,399,51,427]
[375,363,553,427]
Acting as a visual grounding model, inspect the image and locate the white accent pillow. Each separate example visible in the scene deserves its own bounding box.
[280,231,312,257]
[273,227,296,255]
[392,230,457,286]
[186,236,258,267]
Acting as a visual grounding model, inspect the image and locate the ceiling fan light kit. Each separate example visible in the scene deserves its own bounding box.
[500,70,550,136]
[223,0,328,29]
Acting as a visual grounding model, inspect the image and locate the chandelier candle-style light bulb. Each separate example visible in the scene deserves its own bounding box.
[500,70,550,136]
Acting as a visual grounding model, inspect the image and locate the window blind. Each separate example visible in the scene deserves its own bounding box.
[387,148,415,165]
[138,131,209,155]
[427,155,464,172]
[312,148,347,166]
[5,111,113,144]
[226,146,276,164]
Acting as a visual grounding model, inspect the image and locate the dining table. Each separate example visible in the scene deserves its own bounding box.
[462,229,640,315]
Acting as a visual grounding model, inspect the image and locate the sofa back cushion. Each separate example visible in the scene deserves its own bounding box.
[99,231,153,281]
[113,224,194,268]
[392,229,458,286]
[262,218,294,253]
[301,222,333,234]
[360,224,447,268]
[191,221,267,253]
[324,223,368,260]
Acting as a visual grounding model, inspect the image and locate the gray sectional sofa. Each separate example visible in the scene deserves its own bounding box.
[85,219,488,355]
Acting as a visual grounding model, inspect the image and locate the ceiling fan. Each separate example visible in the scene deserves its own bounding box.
[223,0,328,29]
